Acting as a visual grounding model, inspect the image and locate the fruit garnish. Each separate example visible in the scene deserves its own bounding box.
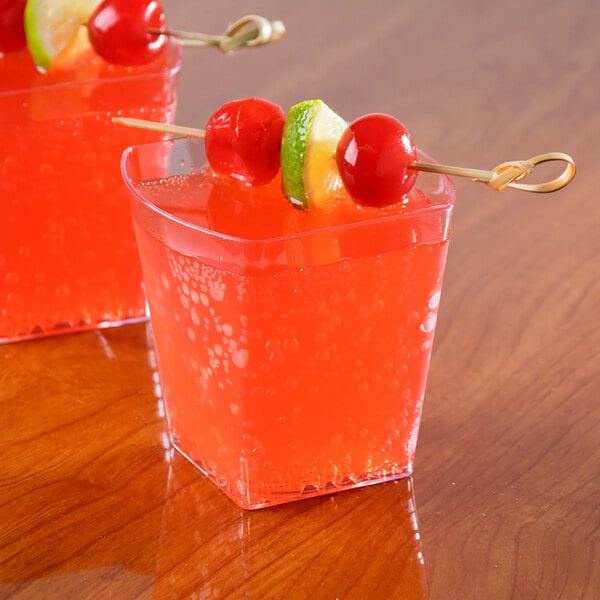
[24,0,102,72]
[87,0,166,66]
[336,113,418,207]
[4,1,284,70]
[114,101,577,200]
[45,24,103,78]
[205,98,286,186]
[280,99,348,210]
[0,0,27,53]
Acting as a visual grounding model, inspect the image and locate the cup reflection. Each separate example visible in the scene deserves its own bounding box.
[154,454,429,598]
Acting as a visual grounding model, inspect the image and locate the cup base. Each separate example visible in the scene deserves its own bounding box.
[0,313,148,345]
[172,442,414,510]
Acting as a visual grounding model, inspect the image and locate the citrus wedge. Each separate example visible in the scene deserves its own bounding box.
[280,99,348,210]
[24,0,102,72]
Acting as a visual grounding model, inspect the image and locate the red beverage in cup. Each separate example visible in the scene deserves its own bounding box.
[123,137,454,509]
[0,41,181,342]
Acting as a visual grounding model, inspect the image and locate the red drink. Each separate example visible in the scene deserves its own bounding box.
[0,43,181,342]
[123,138,454,509]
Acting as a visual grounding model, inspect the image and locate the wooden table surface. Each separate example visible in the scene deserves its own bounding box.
[1,0,599,598]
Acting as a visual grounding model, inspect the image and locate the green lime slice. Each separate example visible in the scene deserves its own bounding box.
[281,99,347,210]
[24,0,102,72]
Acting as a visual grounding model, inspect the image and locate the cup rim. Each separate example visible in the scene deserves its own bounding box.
[0,39,182,97]
[122,137,456,246]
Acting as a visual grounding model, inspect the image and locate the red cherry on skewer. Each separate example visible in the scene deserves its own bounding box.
[336,113,418,207]
[205,98,286,186]
[0,0,27,53]
[88,0,167,66]
[114,99,286,184]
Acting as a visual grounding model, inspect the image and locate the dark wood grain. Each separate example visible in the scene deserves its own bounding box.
[1,0,599,598]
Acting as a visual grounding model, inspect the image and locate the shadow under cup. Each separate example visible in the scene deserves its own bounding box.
[123,138,455,509]
[0,43,181,343]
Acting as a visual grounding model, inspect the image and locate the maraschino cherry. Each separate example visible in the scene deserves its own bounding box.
[205,98,286,186]
[88,0,167,66]
[336,113,418,207]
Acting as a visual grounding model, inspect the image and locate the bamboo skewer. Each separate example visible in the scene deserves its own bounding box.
[149,14,286,53]
[113,118,576,193]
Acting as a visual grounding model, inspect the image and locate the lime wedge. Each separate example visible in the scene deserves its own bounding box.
[281,99,348,210]
[24,0,102,72]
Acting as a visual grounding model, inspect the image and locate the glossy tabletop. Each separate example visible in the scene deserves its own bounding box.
[1,0,599,598]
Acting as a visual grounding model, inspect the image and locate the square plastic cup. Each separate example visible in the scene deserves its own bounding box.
[122,137,455,509]
[0,42,181,343]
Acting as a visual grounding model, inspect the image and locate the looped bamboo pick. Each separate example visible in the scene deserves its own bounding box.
[149,14,285,53]
[113,117,576,193]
